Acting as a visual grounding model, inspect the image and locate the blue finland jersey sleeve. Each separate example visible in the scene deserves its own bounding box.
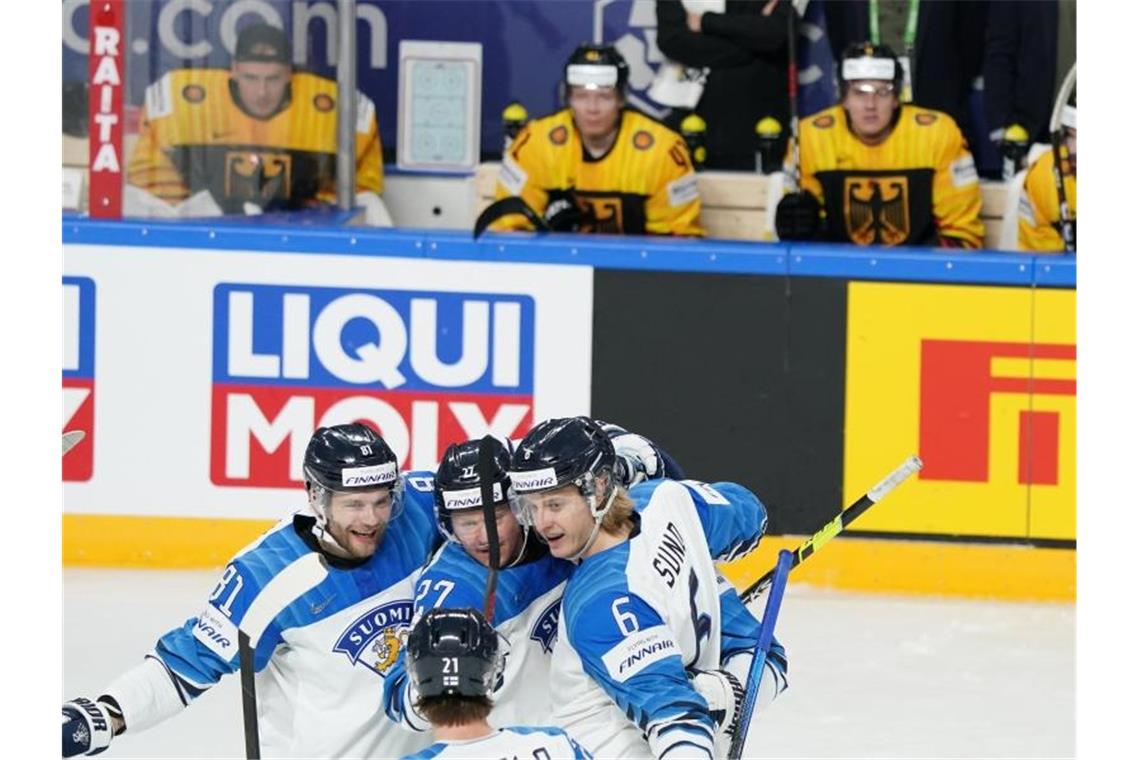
[151,521,314,702]
[155,479,440,709]
[667,480,767,562]
[402,469,440,529]
[384,540,574,725]
[563,546,716,757]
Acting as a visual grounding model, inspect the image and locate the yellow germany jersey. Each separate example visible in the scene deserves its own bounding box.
[492,108,703,236]
[793,104,984,248]
[1018,149,1076,253]
[127,68,382,213]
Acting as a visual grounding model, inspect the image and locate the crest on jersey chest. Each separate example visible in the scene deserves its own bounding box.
[529,599,561,654]
[332,600,413,677]
[843,175,910,246]
[224,150,293,202]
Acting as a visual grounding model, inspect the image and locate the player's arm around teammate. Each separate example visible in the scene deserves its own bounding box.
[508,417,774,759]
[63,424,439,758]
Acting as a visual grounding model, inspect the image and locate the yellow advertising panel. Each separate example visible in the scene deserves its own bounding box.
[845,283,1075,540]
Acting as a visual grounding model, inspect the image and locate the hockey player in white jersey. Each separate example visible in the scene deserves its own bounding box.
[384,437,572,732]
[62,423,439,758]
[509,417,786,759]
[401,608,593,760]
[384,426,680,731]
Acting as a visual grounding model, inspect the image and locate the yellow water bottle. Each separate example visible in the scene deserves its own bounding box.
[502,101,529,153]
[680,112,707,171]
[754,116,783,174]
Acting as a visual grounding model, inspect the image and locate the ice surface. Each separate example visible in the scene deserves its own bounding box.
[63,569,1074,759]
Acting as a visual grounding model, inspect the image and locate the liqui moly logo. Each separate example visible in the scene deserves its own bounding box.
[63,277,96,481]
[210,284,535,488]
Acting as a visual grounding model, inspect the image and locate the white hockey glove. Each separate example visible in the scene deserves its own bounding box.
[689,668,746,744]
[62,696,120,757]
[596,421,663,487]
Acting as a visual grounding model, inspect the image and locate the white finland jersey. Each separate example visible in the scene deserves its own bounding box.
[100,484,441,758]
[549,479,765,759]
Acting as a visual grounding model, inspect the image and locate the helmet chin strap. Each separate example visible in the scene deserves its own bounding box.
[309,500,353,558]
[567,484,618,563]
[503,525,530,568]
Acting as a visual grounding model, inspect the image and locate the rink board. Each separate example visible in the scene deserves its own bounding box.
[63,222,1075,599]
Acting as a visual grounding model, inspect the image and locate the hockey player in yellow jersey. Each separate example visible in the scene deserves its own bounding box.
[487,44,703,237]
[776,43,983,249]
[125,24,390,223]
[1019,104,1076,252]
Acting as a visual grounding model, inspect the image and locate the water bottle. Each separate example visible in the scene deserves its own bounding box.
[680,112,707,171]
[1000,123,1030,182]
[754,116,783,174]
[502,101,528,153]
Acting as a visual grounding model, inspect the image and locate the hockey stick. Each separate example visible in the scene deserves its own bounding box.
[740,454,923,606]
[478,435,501,623]
[473,196,549,239]
[62,430,85,456]
[785,0,803,188]
[1048,62,1077,253]
[728,548,793,760]
[237,552,329,759]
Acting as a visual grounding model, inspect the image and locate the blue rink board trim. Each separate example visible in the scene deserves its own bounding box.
[62,217,1076,288]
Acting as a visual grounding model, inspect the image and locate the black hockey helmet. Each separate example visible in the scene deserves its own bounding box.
[406,608,503,700]
[564,43,630,93]
[510,417,616,501]
[234,23,291,65]
[433,438,515,542]
[837,41,903,98]
[304,423,399,492]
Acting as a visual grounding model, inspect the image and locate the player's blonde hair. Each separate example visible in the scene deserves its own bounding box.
[600,485,636,534]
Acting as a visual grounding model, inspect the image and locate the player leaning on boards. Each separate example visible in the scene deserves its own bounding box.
[776,42,984,248]
[486,44,704,236]
[63,423,438,758]
[399,608,593,760]
[509,417,787,759]
[125,23,391,224]
[384,424,680,731]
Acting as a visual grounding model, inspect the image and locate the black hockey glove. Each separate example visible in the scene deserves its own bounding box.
[62,696,119,757]
[543,190,593,232]
[775,191,822,241]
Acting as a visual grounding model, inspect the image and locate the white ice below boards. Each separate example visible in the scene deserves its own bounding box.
[63,568,1074,759]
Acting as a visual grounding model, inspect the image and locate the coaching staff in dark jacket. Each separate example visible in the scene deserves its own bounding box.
[656,0,790,171]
